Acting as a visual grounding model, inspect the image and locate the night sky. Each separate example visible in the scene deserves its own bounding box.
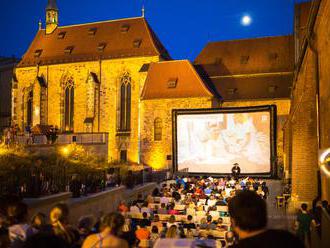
[0,0,310,61]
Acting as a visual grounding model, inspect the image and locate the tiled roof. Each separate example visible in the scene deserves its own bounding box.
[141,60,219,100]
[18,17,170,68]
[210,74,293,100]
[194,35,294,100]
[195,35,294,76]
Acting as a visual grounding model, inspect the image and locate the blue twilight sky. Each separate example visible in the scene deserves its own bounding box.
[0,0,310,61]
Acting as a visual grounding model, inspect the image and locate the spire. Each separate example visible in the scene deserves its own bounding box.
[142,5,145,17]
[45,0,58,34]
[46,0,58,10]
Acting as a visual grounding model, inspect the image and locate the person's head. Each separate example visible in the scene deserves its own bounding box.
[321,200,329,209]
[228,190,267,233]
[31,212,46,229]
[153,215,160,222]
[50,203,69,226]
[142,212,148,219]
[78,215,95,232]
[225,231,235,244]
[301,203,308,211]
[165,225,178,238]
[206,215,212,223]
[161,203,166,209]
[7,201,28,225]
[151,225,158,234]
[169,215,175,223]
[187,215,193,222]
[100,212,125,235]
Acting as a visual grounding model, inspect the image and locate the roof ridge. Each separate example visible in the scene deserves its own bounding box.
[186,61,215,98]
[155,59,189,64]
[59,16,144,29]
[206,34,293,45]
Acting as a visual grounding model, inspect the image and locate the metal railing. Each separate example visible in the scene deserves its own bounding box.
[15,133,108,145]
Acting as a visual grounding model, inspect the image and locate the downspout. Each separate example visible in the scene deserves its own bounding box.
[307,35,320,149]
[98,59,101,132]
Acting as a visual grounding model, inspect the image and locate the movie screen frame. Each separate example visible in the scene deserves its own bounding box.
[172,105,277,178]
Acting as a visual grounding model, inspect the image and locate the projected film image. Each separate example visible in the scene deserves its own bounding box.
[177,111,271,174]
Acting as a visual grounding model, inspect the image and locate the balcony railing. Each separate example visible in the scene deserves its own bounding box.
[16,132,108,145]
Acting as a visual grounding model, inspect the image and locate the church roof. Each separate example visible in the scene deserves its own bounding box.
[141,60,220,100]
[18,17,170,68]
[194,35,294,100]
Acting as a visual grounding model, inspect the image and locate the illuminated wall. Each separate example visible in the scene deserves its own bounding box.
[14,56,160,163]
[140,97,215,170]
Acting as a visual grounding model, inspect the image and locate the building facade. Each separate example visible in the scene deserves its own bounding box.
[285,0,330,205]
[14,0,295,170]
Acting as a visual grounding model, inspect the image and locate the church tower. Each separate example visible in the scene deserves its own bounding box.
[46,0,58,34]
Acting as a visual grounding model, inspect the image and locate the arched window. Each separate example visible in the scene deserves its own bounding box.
[154,118,162,141]
[26,90,33,127]
[119,72,131,131]
[64,77,74,131]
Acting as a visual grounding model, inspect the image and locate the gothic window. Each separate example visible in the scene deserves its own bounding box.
[26,91,33,127]
[118,72,131,132]
[154,118,162,141]
[64,77,74,131]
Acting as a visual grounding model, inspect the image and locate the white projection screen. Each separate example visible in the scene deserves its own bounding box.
[173,106,277,177]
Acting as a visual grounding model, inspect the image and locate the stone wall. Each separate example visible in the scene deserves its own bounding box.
[25,183,158,225]
[14,56,159,163]
[140,97,215,170]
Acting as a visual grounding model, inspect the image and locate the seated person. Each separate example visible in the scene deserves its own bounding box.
[168,204,179,215]
[157,203,168,214]
[129,201,140,213]
[140,202,152,214]
[139,212,151,227]
[135,222,150,243]
[151,215,163,230]
[228,190,303,248]
[166,215,178,228]
[183,215,196,229]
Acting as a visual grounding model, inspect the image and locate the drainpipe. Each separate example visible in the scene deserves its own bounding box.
[98,59,101,132]
[307,35,320,149]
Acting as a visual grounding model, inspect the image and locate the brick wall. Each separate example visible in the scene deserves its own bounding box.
[287,0,330,205]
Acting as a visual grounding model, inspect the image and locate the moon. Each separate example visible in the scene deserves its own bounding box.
[241,15,252,26]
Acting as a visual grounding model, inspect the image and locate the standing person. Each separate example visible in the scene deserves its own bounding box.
[82,213,128,248]
[228,191,304,248]
[231,163,241,179]
[295,203,312,245]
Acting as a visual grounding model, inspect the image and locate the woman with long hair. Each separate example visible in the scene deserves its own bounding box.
[48,203,79,246]
[82,212,128,248]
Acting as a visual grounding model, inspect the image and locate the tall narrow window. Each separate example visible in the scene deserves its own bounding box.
[118,72,131,132]
[26,91,33,127]
[154,118,162,141]
[64,77,74,131]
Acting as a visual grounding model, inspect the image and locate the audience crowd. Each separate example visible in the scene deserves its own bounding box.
[0,175,324,248]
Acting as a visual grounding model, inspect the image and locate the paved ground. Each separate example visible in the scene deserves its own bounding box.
[266,180,295,231]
